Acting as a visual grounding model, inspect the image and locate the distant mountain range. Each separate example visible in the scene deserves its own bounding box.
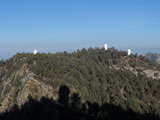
[145,53,160,64]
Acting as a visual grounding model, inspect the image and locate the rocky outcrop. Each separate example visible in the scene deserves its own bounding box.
[0,66,58,112]
[124,66,160,80]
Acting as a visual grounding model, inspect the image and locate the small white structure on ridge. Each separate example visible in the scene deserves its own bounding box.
[33,50,38,55]
[104,44,108,50]
[128,49,131,56]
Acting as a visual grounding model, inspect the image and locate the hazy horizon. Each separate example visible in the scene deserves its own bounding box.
[1,46,160,60]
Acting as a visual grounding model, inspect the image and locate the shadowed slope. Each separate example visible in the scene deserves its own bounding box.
[0,85,159,120]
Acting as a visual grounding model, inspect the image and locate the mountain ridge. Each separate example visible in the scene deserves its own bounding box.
[0,47,160,117]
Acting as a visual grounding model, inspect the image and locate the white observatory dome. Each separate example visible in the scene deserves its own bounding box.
[128,49,131,56]
[104,44,108,50]
[33,50,38,55]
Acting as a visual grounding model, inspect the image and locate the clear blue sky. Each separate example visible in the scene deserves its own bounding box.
[0,0,160,59]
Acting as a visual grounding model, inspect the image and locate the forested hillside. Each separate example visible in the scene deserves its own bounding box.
[0,47,160,119]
